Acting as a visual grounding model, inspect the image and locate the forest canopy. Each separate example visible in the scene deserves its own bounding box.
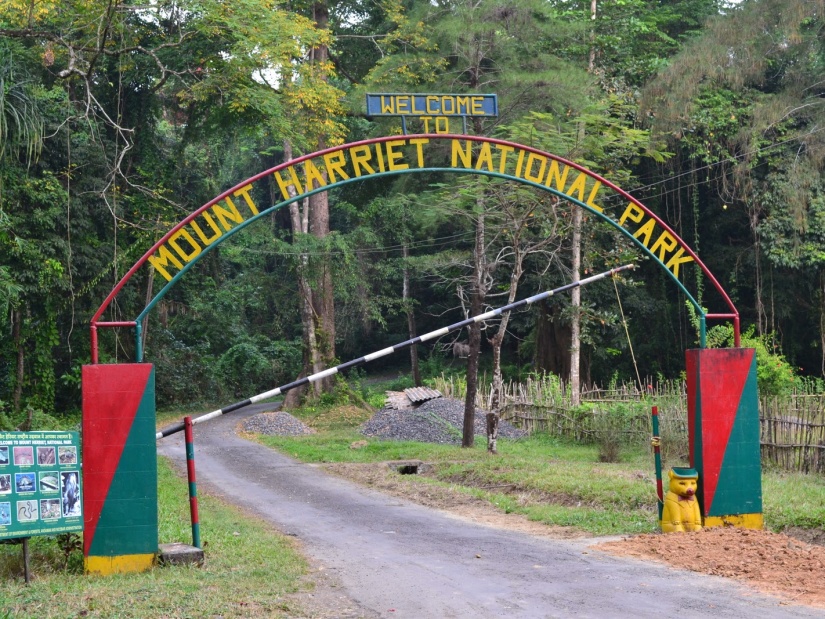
[0,0,819,420]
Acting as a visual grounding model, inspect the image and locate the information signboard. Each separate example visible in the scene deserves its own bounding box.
[0,431,82,540]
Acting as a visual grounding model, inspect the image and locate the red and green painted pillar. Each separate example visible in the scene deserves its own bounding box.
[686,348,763,529]
[82,364,158,574]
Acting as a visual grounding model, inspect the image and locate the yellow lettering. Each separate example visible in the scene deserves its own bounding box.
[441,96,455,114]
[169,229,201,262]
[212,197,245,231]
[385,140,408,171]
[304,159,327,189]
[375,143,386,172]
[233,184,259,215]
[409,138,429,167]
[323,151,350,183]
[633,218,656,247]
[586,181,603,213]
[421,116,433,132]
[436,117,450,133]
[475,142,495,171]
[524,153,547,184]
[471,96,484,115]
[426,96,439,114]
[380,96,394,114]
[191,212,223,246]
[566,171,587,202]
[452,140,472,168]
[515,149,526,177]
[411,97,425,115]
[495,144,514,173]
[273,166,304,200]
[397,96,410,114]
[545,160,570,192]
[664,247,695,277]
[349,145,376,177]
[456,96,470,115]
[619,203,645,226]
[148,245,183,281]
[650,230,679,262]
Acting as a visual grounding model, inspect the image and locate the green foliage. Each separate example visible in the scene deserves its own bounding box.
[707,325,797,396]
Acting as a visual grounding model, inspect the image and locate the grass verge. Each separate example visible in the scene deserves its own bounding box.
[254,402,825,538]
[0,458,308,618]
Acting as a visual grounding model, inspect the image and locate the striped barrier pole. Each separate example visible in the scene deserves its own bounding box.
[156,263,635,440]
[651,406,664,521]
[184,416,201,549]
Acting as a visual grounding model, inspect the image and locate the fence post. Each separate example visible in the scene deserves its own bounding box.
[184,416,201,549]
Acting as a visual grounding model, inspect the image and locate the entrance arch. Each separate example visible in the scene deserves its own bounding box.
[82,134,762,575]
[90,133,739,363]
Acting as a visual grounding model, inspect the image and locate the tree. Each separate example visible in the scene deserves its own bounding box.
[643,0,825,374]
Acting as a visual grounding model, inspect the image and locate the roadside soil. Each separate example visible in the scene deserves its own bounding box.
[324,460,825,610]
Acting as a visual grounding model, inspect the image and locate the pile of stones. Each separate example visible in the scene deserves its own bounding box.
[361,397,527,445]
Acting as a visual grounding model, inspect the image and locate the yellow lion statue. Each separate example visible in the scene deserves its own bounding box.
[661,467,702,533]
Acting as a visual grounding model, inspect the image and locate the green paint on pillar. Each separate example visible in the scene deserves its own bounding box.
[708,357,762,516]
[88,370,158,556]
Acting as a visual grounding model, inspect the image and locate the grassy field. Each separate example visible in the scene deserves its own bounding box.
[0,459,309,618]
[254,402,825,537]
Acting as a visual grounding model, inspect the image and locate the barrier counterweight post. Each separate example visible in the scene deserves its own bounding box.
[184,416,201,549]
[651,406,663,521]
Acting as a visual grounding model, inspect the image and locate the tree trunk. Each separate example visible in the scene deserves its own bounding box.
[308,0,336,392]
[588,0,597,72]
[282,140,323,406]
[463,193,487,448]
[534,301,572,378]
[402,244,422,386]
[570,206,582,406]
[488,258,523,453]
[13,308,23,413]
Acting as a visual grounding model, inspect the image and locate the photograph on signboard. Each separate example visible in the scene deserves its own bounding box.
[58,446,77,465]
[39,472,59,493]
[17,500,38,522]
[0,446,8,465]
[37,446,56,465]
[61,471,80,517]
[0,474,10,494]
[0,502,10,525]
[40,499,61,520]
[15,472,36,493]
[13,446,33,466]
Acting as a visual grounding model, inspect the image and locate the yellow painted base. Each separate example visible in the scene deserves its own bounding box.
[703,513,764,530]
[85,553,156,575]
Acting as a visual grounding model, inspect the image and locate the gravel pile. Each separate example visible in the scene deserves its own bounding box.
[242,412,316,436]
[361,397,527,444]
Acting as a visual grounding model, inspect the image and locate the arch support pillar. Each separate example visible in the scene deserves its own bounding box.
[686,348,763,529]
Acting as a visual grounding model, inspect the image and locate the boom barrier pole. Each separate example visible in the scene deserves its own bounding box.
[156,264,635,440]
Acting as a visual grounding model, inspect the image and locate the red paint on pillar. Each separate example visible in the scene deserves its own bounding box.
[695,349,754,510]
[82,364,154,555]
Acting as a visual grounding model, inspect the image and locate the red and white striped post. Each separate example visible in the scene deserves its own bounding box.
[184,416,201,549]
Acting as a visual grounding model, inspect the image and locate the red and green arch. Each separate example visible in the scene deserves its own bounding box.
[83,134,758,573]
[90,134,740,361]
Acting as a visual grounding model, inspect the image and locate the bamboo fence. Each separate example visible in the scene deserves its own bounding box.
[433,374,825,473]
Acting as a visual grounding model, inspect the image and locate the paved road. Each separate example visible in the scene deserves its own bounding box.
[157,404,824,619]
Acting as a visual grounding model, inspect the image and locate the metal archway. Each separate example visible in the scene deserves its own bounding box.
[90,134,739,362]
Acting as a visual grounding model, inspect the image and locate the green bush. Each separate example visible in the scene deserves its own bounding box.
[706,325,796,396]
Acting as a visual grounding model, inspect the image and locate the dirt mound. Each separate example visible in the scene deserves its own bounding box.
[595,526,825,608]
